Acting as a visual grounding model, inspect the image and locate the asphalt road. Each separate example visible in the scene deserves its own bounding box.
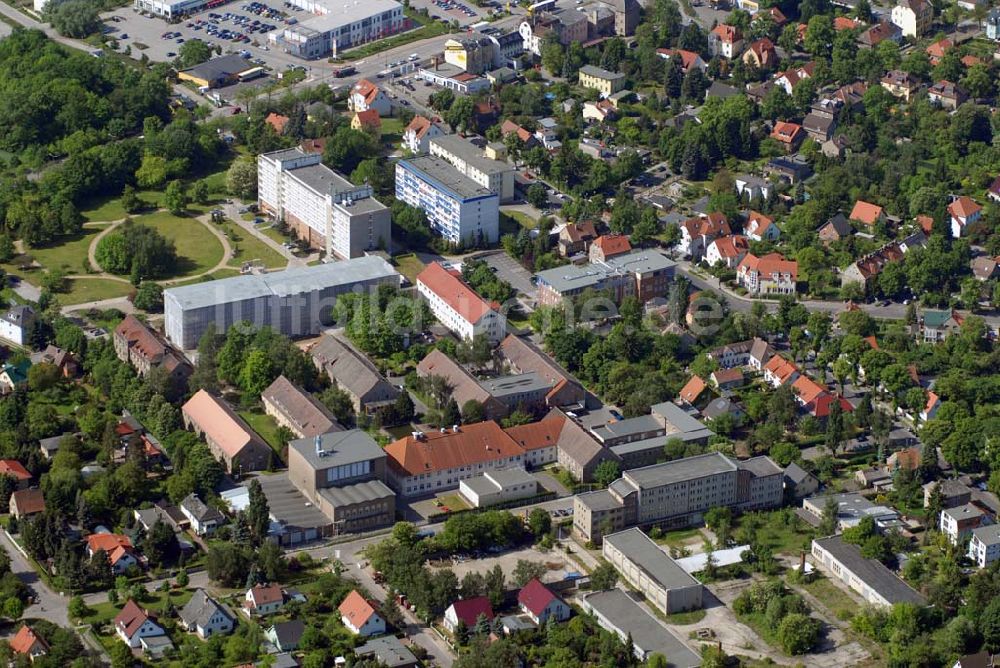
[0,531,70,628]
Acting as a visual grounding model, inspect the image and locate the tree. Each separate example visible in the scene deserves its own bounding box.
[825,400,845,455]
[704,506,733,546]
[526,183,548,209]
[440,399,461,428]
[485,564,505,608]
[246,479,270,543]
[46,0,100,37]
[512,559,548,587]
[142,520,180,568]
[444,96,475,133]
[238,349,273,397]
[589,562,618,590]
[191,180,210,205]
[133,282,164,312]
[2,596,23,620]
[177,568,189,587]
[593,460,621,488]
[819,497,839,536]
[164,180,188,215]
[121,185,142,214]
[527,508,551,538]
[177,39,213,68]
[227,159,258,200]
[777,612,820,654]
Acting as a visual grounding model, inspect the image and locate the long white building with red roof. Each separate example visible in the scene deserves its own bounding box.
[416,262,506,343]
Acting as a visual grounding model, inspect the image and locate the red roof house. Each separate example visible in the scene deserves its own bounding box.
[444,596,494,633]
[10,625,48,660]
[517,578,570,624]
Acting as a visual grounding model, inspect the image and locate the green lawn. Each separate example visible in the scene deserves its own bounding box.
[80,191,166,223]
[81,587,194,627]
[131,212,225,278]
[663,608,707,625]
[239,410,287,460]
[436,493,470,512]
[652,527,704,550]
[736,509,814,556]
[798,574,859,621]
[393,253,425,283]
[59,278,133,305]
[2,227,103,278]
[503,210,538,230]
[218,221,287,269]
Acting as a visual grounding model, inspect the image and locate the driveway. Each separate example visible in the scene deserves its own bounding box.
[0,531,70,628]
[481,252,537,302]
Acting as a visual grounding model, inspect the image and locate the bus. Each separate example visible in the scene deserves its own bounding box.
[237,66,266,82]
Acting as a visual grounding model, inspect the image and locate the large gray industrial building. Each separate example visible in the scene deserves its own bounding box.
[163,257,399,349]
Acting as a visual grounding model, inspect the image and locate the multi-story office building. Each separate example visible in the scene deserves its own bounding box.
[416,261,506,343]
[258,148,391,259]
[395,156,499,246]
[267,0,405,59]
[603,528,703,614]
[534,250,676,307]
[573,452,783,542]
[163,258,399,350]
[428,135,514,203]
[287,430,395,533]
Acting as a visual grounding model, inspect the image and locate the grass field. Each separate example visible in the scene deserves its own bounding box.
[217,221,287,269]
[131,212,225,278]
[59,278,132,305]
[80,191,166,223]
[393,253,425,283]
[436,493,470,512]
[381,117,405,146]
[240,410,286,460]
[798,574,859,621]
[503,210,538,230]
[81,587,194,627]
[736,509,813,556]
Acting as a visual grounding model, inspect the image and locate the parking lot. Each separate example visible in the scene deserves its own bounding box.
[101,1,323,71]
[406,0,491,26]
[430,544,581,583]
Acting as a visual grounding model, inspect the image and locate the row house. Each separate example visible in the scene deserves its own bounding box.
[678,212,731,260]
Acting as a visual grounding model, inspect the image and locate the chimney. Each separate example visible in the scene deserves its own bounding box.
[799,551,806,572]
[452,425,460,432]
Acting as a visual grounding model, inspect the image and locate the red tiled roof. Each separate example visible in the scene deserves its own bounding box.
[353,79,382,104]
[504,412,565,451]
[87,533,132,553]
[924,391,940,414]
[863,335,879,350]
[949,196,982,219]
[961,54,982,67]
[792,376,826,405]
[339,590,378,629]
[562,221,598,243]
[682,213,731,239]
[265,113,288,134]
[679,375,708,403]
[354,109,381,127]
[834,16,859,30]
[711,368,744,385]
[0,459,31,482]
[915,215,934,234]
[448,596,494,626]
[767,7,787,24]
[763,355,798,383]
[500,120,533,143]
[849,200,884,225]
[711,235,749,259]
[593,234,632,257]
[926,39,952,59]
[746,38,776,65]
[115,315,168,363]
[247,584,284,608]
[385,421,524,477]
[746,212,774,237]
[181,390,261,460]
[711,24,741,43]
[518,578,557,616]
[656,48,703,72]
[114,600,153,639]
[738,252,798,281]
[417,262,496,326]
[810,392,853,418]
[10,625,47,656]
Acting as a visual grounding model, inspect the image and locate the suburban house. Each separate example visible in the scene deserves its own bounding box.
[179,493,225,536]
[9,488,45,520]
[923,479,972,509]
[0,360,30,393]
[351,109,382,137]
[179,589,235,640]
[518,578,570,624]
[181,390,272,474]
[763,355,800,387]
[745,211,780,241]
[356,635,420,668]
[849,200,886,227]
[968,525,1000,568]
[774,63,814,94]
[891,0,932,37]
[265,620,306,652]
[417,262,506,344]
[29,345,79,378]
[678,212,731,260]
[443,596,494,634]
[113,315,190,382]
[558,221,599,257]
[114,600,167,649]
[928,80,967,110]
[708,24,743,59]
[922,309,964,342]
[783,462,820,499]
[736,253,798,295]
[656,48,707,72]
[949,196,983,238]
[857,21,902,49]
[819,214,850,243]
[10,625,48,661]
[348,79,391,115]
[0,305,34,346]
[678,375,713,408]
[244,584,286,616]
[339,590,386,637]
[86,533,139,574]
[769,121,804,152]
[0,459,32,489]
[261,374,341,439]
[402,115,447,153]
[705,235,750,268]
[742,38,777,70]
[881,70,920,101]
[940,504,987,545]
[920,391,941,422]
[309,335,400,415]
[589,234,632,263]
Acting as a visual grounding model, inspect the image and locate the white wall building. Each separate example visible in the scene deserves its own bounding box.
[968,525,1000,568]
[416,262,506,343]
[258,147,391,260]
[268,0,405,59]
[0,306,34,346]
[429,135,515,203]
[459,468,538,508]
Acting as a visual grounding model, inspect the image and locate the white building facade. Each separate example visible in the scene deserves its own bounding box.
[416,262,507,343]
[268,0,405,59]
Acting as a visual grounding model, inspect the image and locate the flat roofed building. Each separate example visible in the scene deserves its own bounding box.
[802,492,904,532]
[163,258,400,350]
[580,589,700,666]
[395,156,499,246]
[479,372,553,411]
[812,535,926,607]
[968,524,1000,568]
[182,390,272,474]
[603,528,703,614]
[258,147,391,260]
[417,262,506,343]
[459,467,538,507]
[534,250,676,306]
[429,135,515,203]
[262,375,341,439]
[267,0,405,59]
[384,421,525,497]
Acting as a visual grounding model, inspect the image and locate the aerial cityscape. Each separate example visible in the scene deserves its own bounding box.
[0,0,998,664]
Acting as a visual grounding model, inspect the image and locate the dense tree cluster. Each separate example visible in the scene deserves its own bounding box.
[94,221,179,281]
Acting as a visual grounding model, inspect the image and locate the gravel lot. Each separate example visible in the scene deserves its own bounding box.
[430,544,579,583]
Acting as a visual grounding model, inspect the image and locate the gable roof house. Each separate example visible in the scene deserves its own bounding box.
[86,533,140,574]
[558,221,599,257]
[705,235,750,268]
[243,584,285,616]
[678,212,731,260]
[9,488,46,520]
[0,305,34,346]
[261,374,341,439]
[348,79,391,116]
[678,375,713,408]
[309,335,400,415]
[774,63,814,94]
[921,308,964,342]
[0,459,32,489]
[926,38,953,65]
[818,213,852,244]
[265,620,306,653]
[769,121,804,152]
[417,262,506,344]
[589,234,633,263]
[113,315,190,382]
[745,211,779,242]
[858,21,902,48]
[737,253,798,295]
[708,24,743,59]
[849,200,886,227]
[355,635,420,668]
[841,240,908,288]
[443,596,494,634]
[114,600,166,649]
[655,48,707,72]
[928,80,967,110]
[949,196,983,238]
[179,493,225,536]
[416,349,507,420]
[29,345,79,378]
[182,390,271,474]
[518,578,570,624]
[742,38,777,70]
[179,589,235,640]
[10,625,49,661]
[339,590,386,636]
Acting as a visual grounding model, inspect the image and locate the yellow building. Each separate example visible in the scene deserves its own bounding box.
[578,65,626,97]
[351,110,382,139]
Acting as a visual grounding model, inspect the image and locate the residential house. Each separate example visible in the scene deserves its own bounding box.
[745,211,780,241]
[770,121,804,152]
[928,80,966,109]
[577,65,626,97]
[920,391,941,422]
[339,590,386,637]
[181,390,272,474]
[705,235,750,268]
[558,221,599,256]
[923,479,972,509]
[9,488,45,520]
[735,174,772,202]
[940,504,987,545]
[819,213,852,244]
[0,459,32,489]
[822,134,850,159]
[849,200,886,227]
[0,360,30,393]
[710,368,745,390]
[742,38,777,70]
[402,116,447,154]
[763,354,800,387]
[655,48,707,72]
[309,335,400,415]
[179,494,224,536]
[114,600,166,649]
[582,99,618,123]
[349,79,391,115]
[701,397,746,426]
[589,234,632,262]
[356,635,420,668]
[834,16,860,31]
[774,63,814,95]
[707,337,775,370]
[417,262,506,344]
[949,196,983,238]
[29,345,78,378]
[261,374,341,439]
[926,38,953,65]
[244,584,285,616]
[518,578,571,624]
[678,212,731,259]
[266,621,306,652]
[858,21,902,48]
[113,315,190,382]
[10,625,48,661]
[0,305,34,346]
[443,596,494,634]
[803,111,836,142]
[972,256,1000,281]
[38,434,69,460]
[265,112,289,134]
[179,589,235,639]
[765,154,813,183]
[881,70,919,101]
[922,309,964,341]
[351,109,382,137]
[968,525,1000,568]
[87,533,139,574]
[891,0,932,37]
[784,462,820,499]
[841,241,907,289]
[499,120,537,147]
[709,24,743,59]
[737,253,798,295]
[678,375,713,408]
